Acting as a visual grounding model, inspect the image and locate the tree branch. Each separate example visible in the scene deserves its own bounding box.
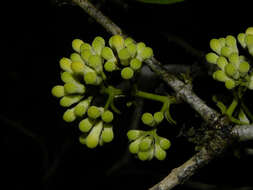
[232,124,253,141]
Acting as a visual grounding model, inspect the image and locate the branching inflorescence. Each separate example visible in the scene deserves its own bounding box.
[52,35,176,160]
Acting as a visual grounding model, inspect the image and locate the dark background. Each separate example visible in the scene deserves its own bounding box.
[2,0,253,190]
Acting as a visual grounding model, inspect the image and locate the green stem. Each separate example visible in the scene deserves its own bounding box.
[135,90,169,103]
[226,98,238,117]
[241,101,253,122]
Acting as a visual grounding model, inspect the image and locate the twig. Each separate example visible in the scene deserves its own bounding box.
[232,124,253,142]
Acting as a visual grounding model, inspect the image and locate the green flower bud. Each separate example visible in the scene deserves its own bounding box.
[118,48,131,62]
[74,96,93,117]
[104,61,117,72]
[130,58,142,70]
[79,118,94,132]
[71,61,85,74]
[79,134,87,145]
[210,39,221,54]
[109,35,124,52]
[124,37,134,47]
[225,79,235,90]
[225,63,237,77]
[63,108,76,122]
[245,35,253,47]
[129,139,141,154]
[218,38,226,47]
[92,36,105,55]
[127,130,143,141]
[155,144,166,161]
[206,52,218,64]
[239,61,250,74]
[121,67,134,80]
[137,42,146,53]
[59,57,72,72]
[141,112,155,127]
[88,55,103,73]
[138,150,152,161]
[138,47,153,61]
[61,72,75,83]
[139,136,153,152]
[51,85,65,98]
[84,72,102,85]
[159,137,171,150]
[72,39,84,53]
[127,43,137,57]
[101,124,114,143]
[80,49,93,63]
[101,47,116,62]
[213,70,227,82]
[154,112,164,123]
[64,82,85,94]
[228,53,239,66]
[101,110,114,123]
[225,35,237,48]
[87,106,103,119]
[237,33,246,48]
[216,56,228,70]
[86,121,103,148]
[80,43,92,51]
[60,95,83,107]
[220,46,232,58]
[70,53,84,64]
[246,27,253,35]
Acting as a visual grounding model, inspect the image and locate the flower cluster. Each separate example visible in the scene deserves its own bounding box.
[206,27,253,90]
[127,129,171,161]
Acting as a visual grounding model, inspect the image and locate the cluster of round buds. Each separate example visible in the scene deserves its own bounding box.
[141,112,164,127]
[206,28,253,90]
[127,129,171,161]
[79,106,114,148]
[238,27,253,56]
[104,35,154,79]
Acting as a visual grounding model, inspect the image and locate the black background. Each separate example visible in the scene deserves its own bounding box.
[2,0,253,190]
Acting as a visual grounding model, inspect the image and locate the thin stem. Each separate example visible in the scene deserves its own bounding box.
[226,98,238,117]
[241,101,253,122]
[135,90,169,103]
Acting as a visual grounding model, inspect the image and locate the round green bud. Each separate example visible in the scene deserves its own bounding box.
[104,61,117,72]
[80,43,92,51]
[81,49,93,63]
[127,43,137,57]
[225,35,237,47]
[86,121,103,148]
[84,72,101,85]
[118,48,131,61]
[210,39,221,54]
[79,135,87,145]
[220,46,232,58]
[245,35,253,47]
[124,37,134,47]
[79,118,94,132]
[121,67,134,80]
[237,33,246,48]
[101,124,114,143]
[246,27,253,35]
[64,82,85,94]
[216,56,228,70]
[70,53,84,64]
[129,139,140,154]
[137,42,146,53]
[225,79,235,90]
[159,138,171,150]
[239,61,250,74]
[60,95,83,107]
[59,57,72,72]
[154,112,164,123]
[87,106,102,119]
[139,137,153,152]
[155,145,166,161]
[61,72,75,83]
[218,38,226,47]
[88,55,103,73]
[109,35,124,52]
[101,110,114,123]
[213,70,227,82]
[63,108,76,122]
[92,36,105,55]
[74,97,92,117]
[130,58,142,70]
[51,85,65,98]
[138,47,153,60]
[205,52,218,64]
[138,150,151,161]
[141,112,155,126]
[127,130,143,141]
[101,47,116,61]
[225,63,237,77]
[72,39,84,53]
[71,61,85,74]
[228,53,239,65]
